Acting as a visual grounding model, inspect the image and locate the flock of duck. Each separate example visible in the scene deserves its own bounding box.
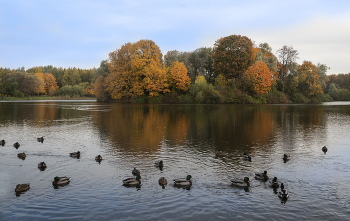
[2,137,328,201]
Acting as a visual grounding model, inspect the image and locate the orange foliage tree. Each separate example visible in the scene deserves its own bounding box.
[242,61,275,95]
[106,40,169,99]
[35,73,46,94]
[167,61,191,93]
[297,61,323,97]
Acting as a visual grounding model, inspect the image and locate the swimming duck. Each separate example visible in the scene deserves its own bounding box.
[278,183,289,199]
[155,160,164,168]
[174,175,192,186]
[95,155,103,162]
[123,175,142,186]
[132,168,140,176]
[255,170,269,180]
[0,139,5,146]
[38,162,47,169]
[37,136,44,143]
[243,153,251,161]
[17,152,26,159]
[15,183,30,192]
[69,151,80,157]
[158,177,168,185]
[283,154,290,161]
[322,146,327,153]
[52,177,71,186]
[269,177,279,188]
[13,142,20,148]
[215,151,227,157]
[231,177,251,187]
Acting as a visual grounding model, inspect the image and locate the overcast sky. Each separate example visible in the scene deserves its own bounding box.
[1,0,350,74]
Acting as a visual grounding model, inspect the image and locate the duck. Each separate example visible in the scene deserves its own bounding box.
[37,136,44,143]
[231,177,251,187]
[69,151,80,157]
[13,142,20,148]
[38,162,47,169]
[269,177,279,188]
[283,154,290,161]
[52,177,71,186]
[15,183,30,192]
[174,175,192,186]
[95,155,103,162]
[158,177,168,185]
[215,151,227,157]
[155,160,164,168]
[17,152,26,159]
[0,139,5,146]
[123,175,142,186]
[278,183,289,199]
[322,146,328,153]
[132,168,140,176]
[255,170,269,180]
[243,153,251,161]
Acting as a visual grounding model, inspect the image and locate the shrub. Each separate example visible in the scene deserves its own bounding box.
[131,96,147,103]
[292,93,310,103]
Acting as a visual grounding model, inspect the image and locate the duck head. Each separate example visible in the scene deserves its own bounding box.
[273,177,278,182]
[186,175,192,180]
[135,175,142,180]
[244,177,251,183]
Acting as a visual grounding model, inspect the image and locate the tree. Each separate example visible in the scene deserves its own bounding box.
[297,61,323,97]
[255,43,277,73]
[276,45,299,93]
[167,61,191,92]
[35,73,47,94]
[316,63,329,90]
[43,73,58,95]
[62,68,81,86]
[242,61,275,95]
[94,60,109,79]
[188,47,215,83]
[5,72,44,95]
[106,39,169,99]
[212,35,255,79]
[94,76,110,102]
[3,77,17,96]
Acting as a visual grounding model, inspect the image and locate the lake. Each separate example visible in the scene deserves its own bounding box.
[0,101,350,220]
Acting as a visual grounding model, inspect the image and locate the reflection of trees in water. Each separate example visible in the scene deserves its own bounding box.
[93,105,190,152]
[92,104,327,155]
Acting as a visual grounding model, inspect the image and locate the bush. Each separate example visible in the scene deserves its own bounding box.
[15,90,24,98]
[57,85,84,97]
[291,93,310,103]
[149,95,162,104]
[131,96,147,103]
[160,93,178,103]
[262,90,289,104]
[318,94,333,102]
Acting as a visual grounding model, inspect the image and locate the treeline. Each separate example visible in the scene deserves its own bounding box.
[0,66,96,97]
[94,35,350,103]
[2,34,350,103]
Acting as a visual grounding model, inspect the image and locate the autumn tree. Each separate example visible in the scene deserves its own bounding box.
[4,72,44,95]
[35,73,46,94]
[212,35,255,79]
[106,39,169,99]
[255,43,278,73]
[296,61,323,97]
[277,45,299,93]
[43,73,58,95]
[167,61,191,93]
[94,60,109,79]
[242,61,274,95]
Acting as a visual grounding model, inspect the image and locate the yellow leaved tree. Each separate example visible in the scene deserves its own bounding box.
[106,40,169,99]
[167,61,191,93]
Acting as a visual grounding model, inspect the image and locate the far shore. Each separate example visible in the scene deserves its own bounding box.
[0,96,96,101]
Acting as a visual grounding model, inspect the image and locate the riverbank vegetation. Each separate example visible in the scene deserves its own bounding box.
[1,34,350,103]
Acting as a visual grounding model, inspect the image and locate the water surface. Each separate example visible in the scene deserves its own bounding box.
[1,101,350,220]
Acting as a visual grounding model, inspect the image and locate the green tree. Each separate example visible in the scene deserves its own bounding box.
[62,68,81,86]
[188,47,215,83]
[3,78,17,96]
[277,45,299,93]
[212,34,255,79]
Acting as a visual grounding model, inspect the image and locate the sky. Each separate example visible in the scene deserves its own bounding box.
[1,0,350,74]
